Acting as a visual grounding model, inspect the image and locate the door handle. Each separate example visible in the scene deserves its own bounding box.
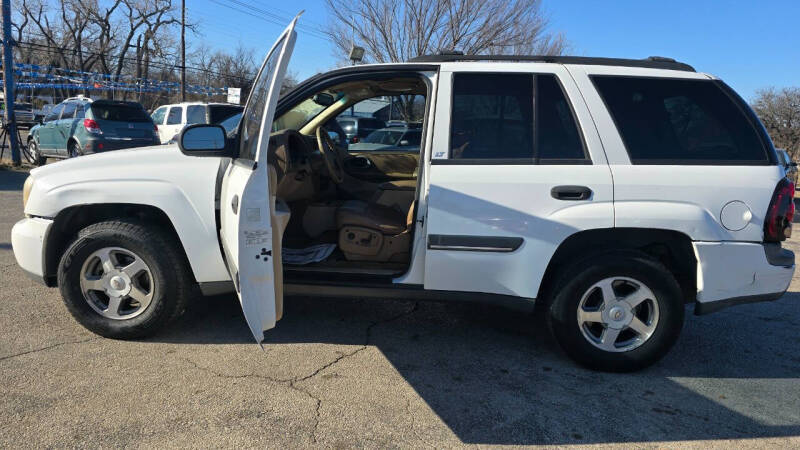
[551,185,592,201]
[231,195,239,214]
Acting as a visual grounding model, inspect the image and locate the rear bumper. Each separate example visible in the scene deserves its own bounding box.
[10,217,53,285]
[83,137,160,153]
[693,241,794,315]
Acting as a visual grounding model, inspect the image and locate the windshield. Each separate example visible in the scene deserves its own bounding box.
[272,92,344,132]
[363,129,404,145]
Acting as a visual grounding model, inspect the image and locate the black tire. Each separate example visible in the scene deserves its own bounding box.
[546,251,684,372]
[26,139,45,166]
[68,140,81,158]
[57,220,192,339]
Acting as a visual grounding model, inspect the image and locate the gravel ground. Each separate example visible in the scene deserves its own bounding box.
[1,165,799,448]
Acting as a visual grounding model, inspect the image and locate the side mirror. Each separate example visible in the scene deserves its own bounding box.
[179,124,228,156]
[313,93,335,107]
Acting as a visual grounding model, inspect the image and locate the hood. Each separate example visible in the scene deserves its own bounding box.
[26,144,224,217]
[31,144,183,178]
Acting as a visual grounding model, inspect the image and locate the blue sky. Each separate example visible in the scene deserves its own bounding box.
[189,0,799,100]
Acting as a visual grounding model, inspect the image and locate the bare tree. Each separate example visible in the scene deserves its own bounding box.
[324,0,567,64]
[752,87,800,161]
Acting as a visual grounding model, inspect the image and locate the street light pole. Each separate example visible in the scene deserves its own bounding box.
[180,0,186,102]
[1,0,20,166]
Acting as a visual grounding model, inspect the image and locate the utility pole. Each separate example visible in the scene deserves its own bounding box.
[180,0,186,102]
[1,0,20,166]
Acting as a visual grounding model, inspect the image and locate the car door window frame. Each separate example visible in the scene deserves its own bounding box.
[435,71,590,166]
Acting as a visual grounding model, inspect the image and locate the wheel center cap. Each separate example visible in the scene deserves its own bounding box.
[105,272,131,297]
[604,304,632,329]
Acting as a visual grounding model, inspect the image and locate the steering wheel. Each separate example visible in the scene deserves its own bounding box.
[316,126,345,184]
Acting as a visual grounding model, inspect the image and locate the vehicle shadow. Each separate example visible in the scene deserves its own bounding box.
[155,290,800,445]
[0,170,29,191]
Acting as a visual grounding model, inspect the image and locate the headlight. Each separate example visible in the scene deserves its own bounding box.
[22,175,34,210]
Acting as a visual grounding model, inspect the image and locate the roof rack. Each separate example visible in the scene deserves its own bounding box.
[407,52,695,72]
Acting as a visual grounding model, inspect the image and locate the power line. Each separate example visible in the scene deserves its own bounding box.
[15,39,254,82]
[207,0,329,41]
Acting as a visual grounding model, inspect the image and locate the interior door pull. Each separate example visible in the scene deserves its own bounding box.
[231,195,239,214]
[551,185,592,201]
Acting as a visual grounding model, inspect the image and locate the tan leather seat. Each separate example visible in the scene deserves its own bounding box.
[336,200,415,262]
[336,200,408,235]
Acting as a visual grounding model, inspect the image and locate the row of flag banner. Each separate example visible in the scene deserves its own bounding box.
[3,63,230,96]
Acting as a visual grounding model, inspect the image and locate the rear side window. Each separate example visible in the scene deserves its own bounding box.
[450,73,534,160]
[186,105,206,124]
[592,76,769,164]
[448,73,587,163]
[166,107,183,125]
[91,103,151,122]
[60,102,77,119]
[536,75,586,161]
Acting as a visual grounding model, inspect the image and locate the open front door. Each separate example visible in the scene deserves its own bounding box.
[218,17,298,345]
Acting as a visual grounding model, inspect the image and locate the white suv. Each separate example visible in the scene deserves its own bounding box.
[11,18,795,372]
[150,101,242,144]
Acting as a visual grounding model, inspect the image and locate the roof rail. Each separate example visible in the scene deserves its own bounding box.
[407,53,695,72]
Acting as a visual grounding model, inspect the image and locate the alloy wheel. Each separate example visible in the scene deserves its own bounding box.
[79,247,154,320]
[576,276,660,352]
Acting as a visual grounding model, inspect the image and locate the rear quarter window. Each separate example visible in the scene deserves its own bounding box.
[592,76,771,165]
[91,103,152,122]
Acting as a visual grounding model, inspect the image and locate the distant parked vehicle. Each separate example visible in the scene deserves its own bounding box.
[151,102,243,144]
[349,127,423,151]
[26,97,159,165]
[335,115,385,143]
[0,101,35,128]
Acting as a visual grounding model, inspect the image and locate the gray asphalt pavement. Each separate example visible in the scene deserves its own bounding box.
[1,166,800,448]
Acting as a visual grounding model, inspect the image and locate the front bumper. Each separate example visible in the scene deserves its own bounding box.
[693,241,795,315]
[10,217,53,285]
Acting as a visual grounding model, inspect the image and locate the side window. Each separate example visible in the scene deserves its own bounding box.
[166,106,183,125]
[75,104,86,119]
[186,105,206,124]
[151,107,166,125]
[536,75,587,161]
[45,104,64,122]
[60,102,77,119]
[592,76,769,164]
[450,73,533,160]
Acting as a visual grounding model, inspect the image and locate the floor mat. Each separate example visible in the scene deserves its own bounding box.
[282,243,337,265]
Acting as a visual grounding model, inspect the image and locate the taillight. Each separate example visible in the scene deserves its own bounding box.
[764,178,795,242]
[83,118,102,135]
[351,136,360,143]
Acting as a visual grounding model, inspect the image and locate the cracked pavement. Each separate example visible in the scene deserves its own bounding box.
[2,167,800,448]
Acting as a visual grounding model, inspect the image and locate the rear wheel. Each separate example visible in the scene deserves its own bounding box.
[546,251,684,372]
[58,220,192,339]
[68,141,81,158]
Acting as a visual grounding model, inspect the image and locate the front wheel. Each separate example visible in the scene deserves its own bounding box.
[546,252,684,372]
[58,220,192,339]
[26,140,45,166]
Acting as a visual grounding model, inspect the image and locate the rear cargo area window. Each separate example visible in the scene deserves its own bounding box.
[592,76,769,164]
[91,103,151,122]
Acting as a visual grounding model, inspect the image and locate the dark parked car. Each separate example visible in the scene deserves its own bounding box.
[26,97,160,165]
